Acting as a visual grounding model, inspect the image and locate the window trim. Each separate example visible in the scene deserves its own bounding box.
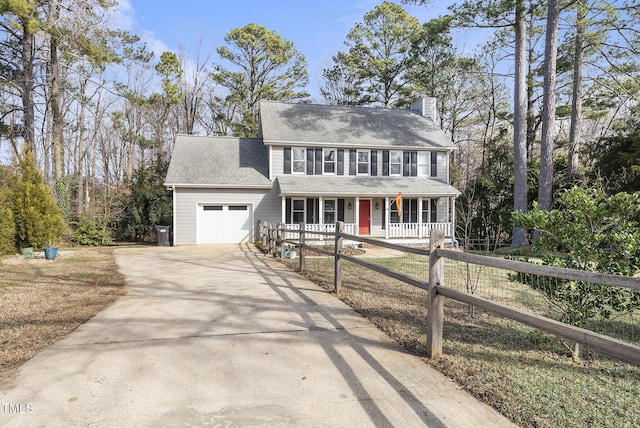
[323,198,337,224]
[357,150,371,176]
[417,152,430,177]
[323,148,337,175]
[389,150,403,176]
[292,148,306,174]
[291,198,305,223]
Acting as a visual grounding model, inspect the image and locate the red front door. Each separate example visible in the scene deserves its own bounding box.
[358,200,371,235]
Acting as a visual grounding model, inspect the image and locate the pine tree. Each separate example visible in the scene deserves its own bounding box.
[0,166,17,255]
[11,144,66,249]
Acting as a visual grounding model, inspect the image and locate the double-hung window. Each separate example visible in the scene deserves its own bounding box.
[292,199,305,223]
[389,151,402,176]
[357,150,370,175]
[292,148,306,174]
[323,199,336,224]
[422,199,437,223]
[323,148,336,174]
[418,152,429,176]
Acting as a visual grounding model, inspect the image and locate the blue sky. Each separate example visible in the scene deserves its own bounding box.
[116,0,468,101]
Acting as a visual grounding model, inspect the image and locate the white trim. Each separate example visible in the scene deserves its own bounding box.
[356,150,371,176]
[417,152,429,177]
[281,196,286,224]
[262,140,459,151]
[322,197,338,225]
[166,183,273,189]
[357,198,372,236]
[291,147,306,174]
[195,202,254,244]
[171,185,176,246]
[322,148,337,175]
[389,150,403,176]
[291,197,306,224]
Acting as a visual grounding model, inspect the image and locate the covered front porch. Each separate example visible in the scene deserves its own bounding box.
[276,175,459,244]
[280,195,456,245]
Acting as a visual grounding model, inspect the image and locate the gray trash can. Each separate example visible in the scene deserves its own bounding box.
[155,225,171,246]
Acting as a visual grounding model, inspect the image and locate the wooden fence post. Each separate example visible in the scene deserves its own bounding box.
[278,223,285,259]
[257,220,264,245]
[268,224,275,256]
[299,222,305,272]
[334,221,344,294]
[427,228,445,358]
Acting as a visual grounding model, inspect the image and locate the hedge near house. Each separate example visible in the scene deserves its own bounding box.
[11,145,66,250]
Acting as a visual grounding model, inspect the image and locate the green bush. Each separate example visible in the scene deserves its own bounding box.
[11,145,66,249]
[69,217,112,246]
[0,203,16,255]
[118,154,172,241]
[512,187,640,328]
[0,166,17,255]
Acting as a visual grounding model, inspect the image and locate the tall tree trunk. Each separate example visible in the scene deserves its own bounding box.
[525,4,537,160]
[538,0,560,211]
[19,18,36,154]
[49,2,63,183]
[512,0,528,247]
[567,2,585,181]
[48,1,67,219]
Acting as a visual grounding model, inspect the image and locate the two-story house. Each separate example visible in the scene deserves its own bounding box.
[164,97,460,245]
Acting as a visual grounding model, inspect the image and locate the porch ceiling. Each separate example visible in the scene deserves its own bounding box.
[276,175,460,197]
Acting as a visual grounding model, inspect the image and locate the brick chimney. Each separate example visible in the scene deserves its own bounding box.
[411,96,437,122]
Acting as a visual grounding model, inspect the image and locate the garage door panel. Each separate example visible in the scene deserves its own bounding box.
[197,204,252,244]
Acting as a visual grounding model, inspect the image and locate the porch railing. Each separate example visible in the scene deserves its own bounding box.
[283,223,356,240]
[283,222,454,240]
[387,222,453,238]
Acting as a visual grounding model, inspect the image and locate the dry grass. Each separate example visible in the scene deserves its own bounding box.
[280,248,640,428]
[0,247,127,381]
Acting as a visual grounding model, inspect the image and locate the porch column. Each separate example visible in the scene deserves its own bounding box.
[354,196,360,236]
[281,196,286,225]
[418,197,423,239]
[385,197,389,239]
[319,196,324,226]
[451,197,456,240]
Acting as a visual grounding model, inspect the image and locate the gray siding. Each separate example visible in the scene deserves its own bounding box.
[436,197,448,223]
[271,146,284,177]
[173,186,281,245]
[435,152,448,182]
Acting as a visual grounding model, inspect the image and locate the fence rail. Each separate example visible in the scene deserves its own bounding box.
[257,220,640,367]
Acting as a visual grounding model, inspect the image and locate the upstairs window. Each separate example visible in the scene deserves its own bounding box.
[389,151,402,176]
[357,150,370,175]
[418,152,429,176]
[292,148,306,174]
[323,148,336,174]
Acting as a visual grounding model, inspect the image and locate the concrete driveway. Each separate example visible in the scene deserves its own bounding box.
[1,244,515,427]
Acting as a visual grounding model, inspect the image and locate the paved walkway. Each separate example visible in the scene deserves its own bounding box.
[1,245,515,427]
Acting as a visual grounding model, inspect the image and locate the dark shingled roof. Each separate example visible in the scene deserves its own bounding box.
[259,100,456,150]
[276,175,459,197]
[164,135,271,187]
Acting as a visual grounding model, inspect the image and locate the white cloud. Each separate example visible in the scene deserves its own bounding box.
[110,0,135,30]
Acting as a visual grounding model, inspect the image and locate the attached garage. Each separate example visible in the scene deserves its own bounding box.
[196,203,252,244]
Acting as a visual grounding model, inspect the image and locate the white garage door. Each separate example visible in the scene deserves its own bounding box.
[197,204,252,244]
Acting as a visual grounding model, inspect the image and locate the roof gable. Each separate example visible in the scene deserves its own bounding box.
[165,135,270,187]
[259,100,455,150]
